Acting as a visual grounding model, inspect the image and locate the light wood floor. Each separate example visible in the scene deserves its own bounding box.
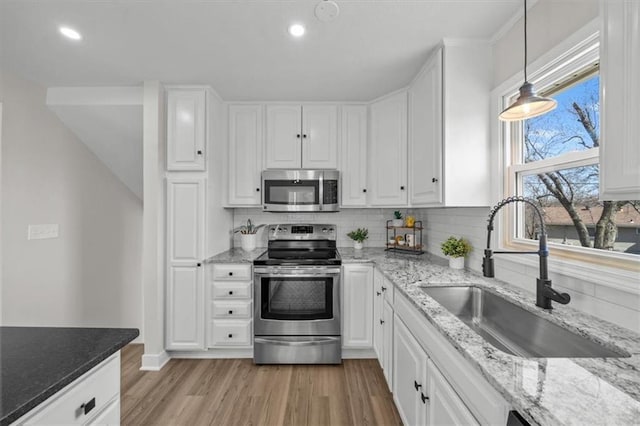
[121,344,402,426]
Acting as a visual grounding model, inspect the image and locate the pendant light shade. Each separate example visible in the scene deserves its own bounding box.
[499,82,557,121]
[499,0,557,121]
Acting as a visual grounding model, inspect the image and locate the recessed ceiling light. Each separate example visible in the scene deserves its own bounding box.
[288,24,305,38]
[59,26,82,41]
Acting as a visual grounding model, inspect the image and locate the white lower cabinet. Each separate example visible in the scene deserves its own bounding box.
[393,315,427,426]
[426,359,479,426]
[393,315,480,426]
[166,265,205,350]
[342,264,374,348]
[208,264,253,349]
[373,269,394,389]
[17,353,121,425]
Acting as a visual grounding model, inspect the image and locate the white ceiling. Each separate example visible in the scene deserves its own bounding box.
[1,0,521,102]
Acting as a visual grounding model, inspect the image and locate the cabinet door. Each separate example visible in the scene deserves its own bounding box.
[382,299,394,389]
[167,89,206,171]
[600,1,640,200]
[302,105,338,169]
[393,315,426,426]
[265,105,302,169]
[342,265,373,348]
[166,178,205,264]
[341,105,368,206]
[373,269,384,362]
[167,265,205,350]
[427,359,479,426]
[228,105,263,205]
[369,92,408,206]
[409,49,443,205]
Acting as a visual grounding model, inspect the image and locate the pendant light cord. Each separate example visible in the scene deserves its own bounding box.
[523,0,528,82]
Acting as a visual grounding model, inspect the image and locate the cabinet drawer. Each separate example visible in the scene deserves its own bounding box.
[212,264,252,281]
[211,281,252,299]
[20,352,120,425]
[212,300,252,319]
[210,320,252,346]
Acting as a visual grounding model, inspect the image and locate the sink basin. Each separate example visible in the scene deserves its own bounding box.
[421,286,628,358]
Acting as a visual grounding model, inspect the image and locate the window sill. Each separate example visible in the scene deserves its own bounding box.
[499,240,640,296]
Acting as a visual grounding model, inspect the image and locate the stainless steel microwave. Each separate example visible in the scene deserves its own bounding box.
[262,170,340,212]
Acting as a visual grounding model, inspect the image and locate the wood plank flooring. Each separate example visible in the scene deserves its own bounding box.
[121,344,402,426]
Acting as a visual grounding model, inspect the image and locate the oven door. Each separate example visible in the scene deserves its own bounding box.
[254,266,341,336]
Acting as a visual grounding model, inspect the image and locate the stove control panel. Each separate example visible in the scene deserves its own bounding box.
[267,224,336,241]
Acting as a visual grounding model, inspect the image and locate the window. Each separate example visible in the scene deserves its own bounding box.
[504,38,639,261]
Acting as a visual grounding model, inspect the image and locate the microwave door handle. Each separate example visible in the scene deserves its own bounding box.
[319,172,324,210]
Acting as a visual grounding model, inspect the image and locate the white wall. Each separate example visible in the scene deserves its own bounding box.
[0,70,143,339]
[492,0,599,87]
[232,208,419,248]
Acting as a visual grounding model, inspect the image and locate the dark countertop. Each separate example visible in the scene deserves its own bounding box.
[0,326,139,426]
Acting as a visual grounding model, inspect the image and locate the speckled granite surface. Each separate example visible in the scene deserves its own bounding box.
[0,327,139,426]
[341,248,640,426]
[206,247,640,425]
[204,247,266,264]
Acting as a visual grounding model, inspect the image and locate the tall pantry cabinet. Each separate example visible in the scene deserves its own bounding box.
[165,87,231,351]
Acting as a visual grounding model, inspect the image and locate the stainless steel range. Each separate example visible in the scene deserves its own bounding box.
[253,224,341,364]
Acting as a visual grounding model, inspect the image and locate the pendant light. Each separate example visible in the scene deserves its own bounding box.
[499,0,557,121]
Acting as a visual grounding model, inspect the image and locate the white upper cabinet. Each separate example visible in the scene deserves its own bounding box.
[409,49,443,205]
[408,42,491,207]
[265,104,338,169]
[302,105,338,169]
[265,105,301,169]
[340,105,368,206]
[228,105,263,206]
[600,1,640,200]
[167,89,206,171]
[369,92,408,206]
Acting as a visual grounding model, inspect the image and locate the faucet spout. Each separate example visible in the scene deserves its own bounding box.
[482,196,571,310]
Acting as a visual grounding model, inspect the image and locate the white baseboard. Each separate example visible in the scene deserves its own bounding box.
[140,350,170,371]
[342,347,377,358]
[169,348,253,359]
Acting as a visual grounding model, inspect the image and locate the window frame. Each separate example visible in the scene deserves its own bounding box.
[491,19,639,283]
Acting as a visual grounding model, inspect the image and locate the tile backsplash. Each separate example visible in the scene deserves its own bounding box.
[232,208,425,248]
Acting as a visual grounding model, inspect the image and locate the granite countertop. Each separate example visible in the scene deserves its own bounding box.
[340,248,640,426]
[204,247,266,264]
[208,246,640,425]
[0,327,139,426]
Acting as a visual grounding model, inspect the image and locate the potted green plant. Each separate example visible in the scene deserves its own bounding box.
[347,228,369,250]
[234,219,265,252]
[391,210,404,227]
[441,236,472,269]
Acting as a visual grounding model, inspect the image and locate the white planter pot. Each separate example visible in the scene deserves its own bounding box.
[391,219,404,227]
[240,233,257,252]
[448,256,465,270]
[353,241,363,250]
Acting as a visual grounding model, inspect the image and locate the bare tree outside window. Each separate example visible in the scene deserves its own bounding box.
[520,74,640,255]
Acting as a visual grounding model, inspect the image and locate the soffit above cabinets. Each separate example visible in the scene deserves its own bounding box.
[1,1,521,102]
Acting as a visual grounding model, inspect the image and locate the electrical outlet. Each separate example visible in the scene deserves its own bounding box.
[28,224,59,240]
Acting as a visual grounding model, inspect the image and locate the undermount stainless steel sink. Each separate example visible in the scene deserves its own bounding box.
[421,286,628,358]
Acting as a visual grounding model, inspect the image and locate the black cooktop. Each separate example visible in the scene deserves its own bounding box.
[253,248,341,266]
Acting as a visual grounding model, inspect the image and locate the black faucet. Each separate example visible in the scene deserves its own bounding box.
[482,196,571,310]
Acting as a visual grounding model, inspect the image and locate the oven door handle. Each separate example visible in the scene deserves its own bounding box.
[254,337,340,347]
[254,270,341,277]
